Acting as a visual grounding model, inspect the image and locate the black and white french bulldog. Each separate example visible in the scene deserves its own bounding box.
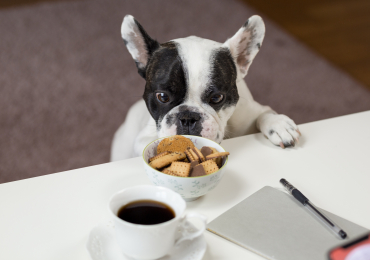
[111,15,301,161]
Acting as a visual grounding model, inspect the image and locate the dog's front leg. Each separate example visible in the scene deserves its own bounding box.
[224,16,300,148]
[257,111,301,148]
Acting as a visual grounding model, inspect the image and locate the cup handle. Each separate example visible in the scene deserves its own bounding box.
[175,212,207,247]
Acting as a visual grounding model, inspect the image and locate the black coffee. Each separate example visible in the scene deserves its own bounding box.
[117,200,175,225]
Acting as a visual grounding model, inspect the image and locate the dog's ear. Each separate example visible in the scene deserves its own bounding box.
[223,15,265,78]
[121,15,160,79]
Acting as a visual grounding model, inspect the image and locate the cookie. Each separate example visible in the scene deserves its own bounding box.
[209,147,222,167]
[190,160,199,169]
[200,146,213,158]
[206,152,230,160]
[184,150,194,162]
[189,149,200,162]
[149,151,170,162]
[201,160,219,175]
[193,147,205,162]
[190,164,207,177]
[162,167,178,176]
[169,161,191,177]
[189,160,199,176]
[157,135,195,154]
[149,152,186,169]
[185,148,199,163]
[162,167,172,174]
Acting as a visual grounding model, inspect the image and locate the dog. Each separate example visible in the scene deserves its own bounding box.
[111,15,300,161]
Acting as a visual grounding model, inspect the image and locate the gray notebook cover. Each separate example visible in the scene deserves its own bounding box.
[207,186,368,260]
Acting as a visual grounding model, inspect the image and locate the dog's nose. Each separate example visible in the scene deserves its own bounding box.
[177,111,201,129]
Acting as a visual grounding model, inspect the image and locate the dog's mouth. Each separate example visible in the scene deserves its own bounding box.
[157,104,224,143]
[158,113,222,143]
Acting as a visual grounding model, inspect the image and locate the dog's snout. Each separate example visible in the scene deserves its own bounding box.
[177,111,201,128]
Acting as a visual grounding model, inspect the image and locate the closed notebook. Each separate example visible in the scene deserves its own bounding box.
[207,186,368,260]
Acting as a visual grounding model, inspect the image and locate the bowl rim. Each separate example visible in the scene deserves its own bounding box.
[142,135,229,179]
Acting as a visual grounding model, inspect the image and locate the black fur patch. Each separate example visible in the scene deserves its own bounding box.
[202,48,239,112]
[143,41,187,128]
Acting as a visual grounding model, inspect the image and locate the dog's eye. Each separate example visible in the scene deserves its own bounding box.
[156,92,170,103]
[210,94,224,104]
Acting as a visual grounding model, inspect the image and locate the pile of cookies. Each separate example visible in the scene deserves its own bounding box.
[149,135,229,177]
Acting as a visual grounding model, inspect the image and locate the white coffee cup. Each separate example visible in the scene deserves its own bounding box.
[108,185,207,260]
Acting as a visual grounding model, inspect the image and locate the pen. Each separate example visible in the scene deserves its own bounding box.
[280,178,347,239]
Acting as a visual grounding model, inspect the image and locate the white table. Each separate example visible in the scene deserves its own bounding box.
[1,111,369,260]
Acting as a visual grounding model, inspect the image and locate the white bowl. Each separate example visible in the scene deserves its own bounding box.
[142,135,228,202]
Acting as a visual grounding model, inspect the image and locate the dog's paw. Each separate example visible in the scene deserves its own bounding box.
[258,113,301,148]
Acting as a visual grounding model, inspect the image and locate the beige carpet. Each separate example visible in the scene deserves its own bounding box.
[1,0,369,183]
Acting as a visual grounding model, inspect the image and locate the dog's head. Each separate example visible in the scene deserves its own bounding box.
[121,15,265,143]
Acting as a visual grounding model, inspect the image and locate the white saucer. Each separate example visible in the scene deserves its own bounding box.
[86,220,207,260]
